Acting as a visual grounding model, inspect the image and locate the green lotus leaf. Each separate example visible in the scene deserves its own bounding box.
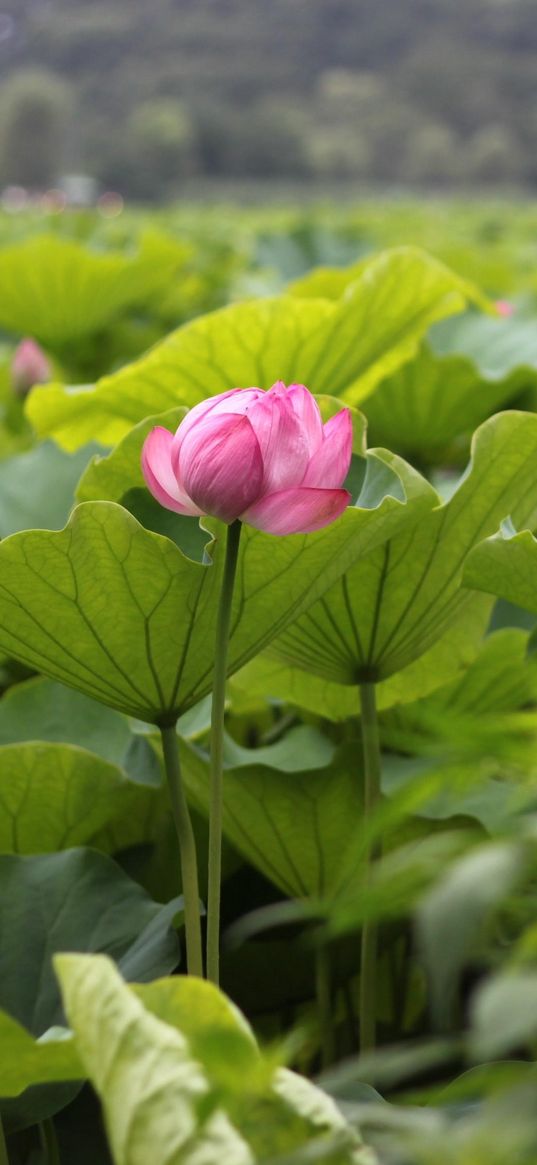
[418,842,525,1026]
[233,593,490,719]
[432,310,537,382]
[0,451,434,722]
[287,257,370,299]
[55,954,371,1165]
[0,233,187,348]
[0,1011,81,1099]
[288,248,488,310]
[0,850,182,1129]
[470,971,537,1060]
[27,246,479,450]
[179,738,362,898]
[268,412,537,687]
[382,628,537,748]
[463,522,537,615]
[0,678,164,853]
[0,677,133,761]
[0,742,159,855]
[0,851,182,1035]
[0,441,99,538]
[363,344,523,464]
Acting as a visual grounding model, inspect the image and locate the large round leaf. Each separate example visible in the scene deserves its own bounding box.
[0,677,132,759]
[55,954,371,1165]
[418,843,524,1026]
[0,851,182,1035]
[363,344,523,463]
[0,453,434,722]
[432,310,537,382]
[0,849,182,1129]
[464,521,537,616]
[26,247,480,450]
[269,412,537,686]
[180,738,363,898]
[0,742,159,856]
[0,677,162,789]
[0,1011,81,1101]
[0,441,99,538]
[382,628,537,748]
[470,970,537,1060]
[233,592,490,718]
[0,234,186,348]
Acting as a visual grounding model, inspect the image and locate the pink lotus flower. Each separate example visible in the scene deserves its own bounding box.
[142,382,352,535]
[11,338,51,397]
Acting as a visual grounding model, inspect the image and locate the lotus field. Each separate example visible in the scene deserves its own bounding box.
[2,203,537,1165]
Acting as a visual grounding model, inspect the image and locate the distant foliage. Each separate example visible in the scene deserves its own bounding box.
[0,0,534,196]
[0,68,72,188]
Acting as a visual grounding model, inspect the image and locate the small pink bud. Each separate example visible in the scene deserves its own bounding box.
[11,338,51,398]
[495,299,514,318]
[142,383,353,536]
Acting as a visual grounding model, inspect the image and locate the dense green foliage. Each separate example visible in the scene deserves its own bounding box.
[1,200,537,1163]
[0,0,536,196]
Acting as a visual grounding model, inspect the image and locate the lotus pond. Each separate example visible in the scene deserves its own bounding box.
[1,201,537,1165]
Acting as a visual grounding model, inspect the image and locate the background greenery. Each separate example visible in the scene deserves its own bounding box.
[0,0,535,198]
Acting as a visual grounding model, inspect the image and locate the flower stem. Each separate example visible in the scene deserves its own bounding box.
[206,519,242,985]
[359,680,382,1052]
[0,1117,9,1165]
[39,1119,61,1165]
[160,724,204,977]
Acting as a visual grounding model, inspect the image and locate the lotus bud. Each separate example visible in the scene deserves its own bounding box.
[11,338,51,398]
[142,383,352,535]
[495,299,514,318]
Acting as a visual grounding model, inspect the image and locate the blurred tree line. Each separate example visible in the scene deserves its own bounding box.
[0,0,535,198]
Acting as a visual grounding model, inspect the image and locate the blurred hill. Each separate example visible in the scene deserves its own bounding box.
[0,0,535,198]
